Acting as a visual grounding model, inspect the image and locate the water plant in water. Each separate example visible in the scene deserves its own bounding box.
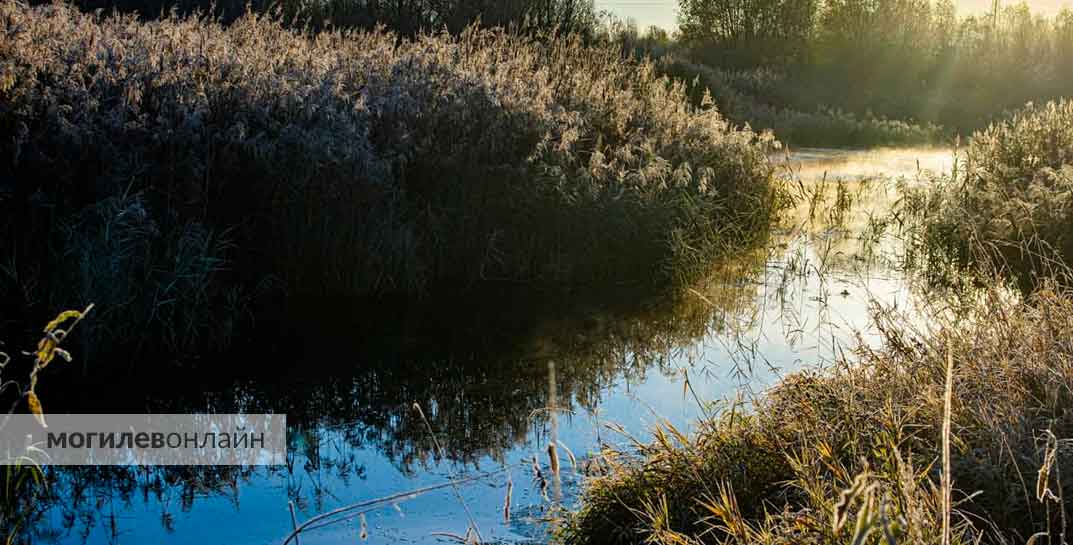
[1,305,92,542]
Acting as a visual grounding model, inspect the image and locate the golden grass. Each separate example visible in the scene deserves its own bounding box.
[0,305,92,541]
[902,100,1073,289]
[563,277,1073,544]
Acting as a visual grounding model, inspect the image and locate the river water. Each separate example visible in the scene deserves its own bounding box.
[31,147,955,545]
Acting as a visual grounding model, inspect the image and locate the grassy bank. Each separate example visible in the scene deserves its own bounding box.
[563,279,1073,544]
[904,99,1073,286]
[0,2,780,361]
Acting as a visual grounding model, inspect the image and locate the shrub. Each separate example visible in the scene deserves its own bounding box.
[0,2,779,360]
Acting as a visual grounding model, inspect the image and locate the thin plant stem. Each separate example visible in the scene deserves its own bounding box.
[412,402,484,543]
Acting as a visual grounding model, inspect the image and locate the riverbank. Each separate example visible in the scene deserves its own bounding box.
[563,100,1073,545]
[0,2,781,364]
[10,146,941,544]
[563,277,1073,545]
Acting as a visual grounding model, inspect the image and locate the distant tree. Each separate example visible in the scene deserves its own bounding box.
[1056,9,1073,85]
[677,0,817,66]
[605,17,675,58]
[809,0,935,117]
[430,0,599,35]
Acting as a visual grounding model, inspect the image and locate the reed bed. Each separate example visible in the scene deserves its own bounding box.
[903,99,1073,287]
[0,2,780,360]
[563,279,1073,544]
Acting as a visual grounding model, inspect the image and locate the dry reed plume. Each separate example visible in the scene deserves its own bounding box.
[563,278,1073,544]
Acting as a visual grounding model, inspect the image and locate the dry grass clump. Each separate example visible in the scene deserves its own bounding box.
[563,282,1073,545]
[905,100,1073,285]
[0,2,779,359]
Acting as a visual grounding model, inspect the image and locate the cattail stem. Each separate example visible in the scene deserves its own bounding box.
[548,360,562,507]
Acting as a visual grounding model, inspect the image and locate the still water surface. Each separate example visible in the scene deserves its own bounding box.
[34,147,955,545]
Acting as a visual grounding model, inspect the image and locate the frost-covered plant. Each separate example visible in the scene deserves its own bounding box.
[0,306,91,540]
[0,2,779,359]
[905,100,1073,283]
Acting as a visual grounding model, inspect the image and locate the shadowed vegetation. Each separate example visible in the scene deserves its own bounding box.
[0,2,781,363]
[33,0,601,36]
[10,249,776,542]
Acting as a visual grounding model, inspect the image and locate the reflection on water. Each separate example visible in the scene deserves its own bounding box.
[26,147,953,545]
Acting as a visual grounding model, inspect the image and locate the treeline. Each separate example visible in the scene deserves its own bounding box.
[670,0,1073,134]
[34,0,599,34]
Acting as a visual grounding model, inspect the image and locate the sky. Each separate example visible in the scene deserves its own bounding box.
[594,0,1073,32]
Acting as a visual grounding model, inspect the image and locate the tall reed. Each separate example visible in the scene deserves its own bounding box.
[563,278,1073,544]
[0,2,781,362]
[902,99,1073,287]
